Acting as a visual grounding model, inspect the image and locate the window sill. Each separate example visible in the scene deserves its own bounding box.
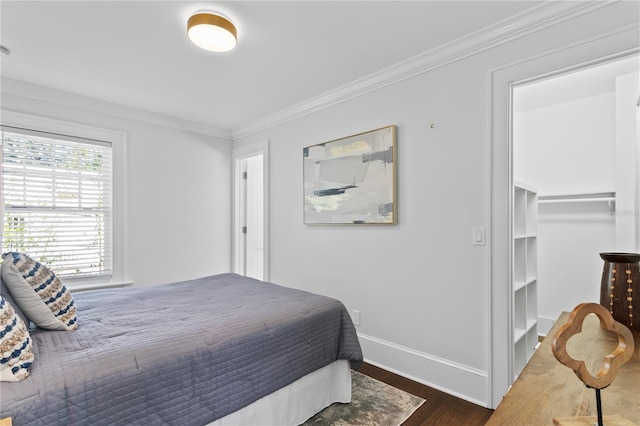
[68,281,134,293]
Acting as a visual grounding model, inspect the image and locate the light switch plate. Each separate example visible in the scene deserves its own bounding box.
[473,227,486,246]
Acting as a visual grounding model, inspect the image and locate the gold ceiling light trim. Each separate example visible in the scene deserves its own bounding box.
[187,10,237,53]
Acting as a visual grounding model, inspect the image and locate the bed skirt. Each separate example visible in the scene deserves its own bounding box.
[210,359,352,425]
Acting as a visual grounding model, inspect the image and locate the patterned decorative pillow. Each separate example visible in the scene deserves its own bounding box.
[1,252,78,331]
[0,296,34,382]
[1,275,29,327]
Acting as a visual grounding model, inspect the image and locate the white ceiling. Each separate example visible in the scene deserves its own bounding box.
[1,1,554,133]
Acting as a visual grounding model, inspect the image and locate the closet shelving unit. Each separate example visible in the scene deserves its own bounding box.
[512,182,538,379]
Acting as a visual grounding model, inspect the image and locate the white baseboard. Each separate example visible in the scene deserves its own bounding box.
[537,315,557,337]
[358,332,489,407]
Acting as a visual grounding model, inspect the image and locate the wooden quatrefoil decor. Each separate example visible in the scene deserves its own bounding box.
[551,303,635,389]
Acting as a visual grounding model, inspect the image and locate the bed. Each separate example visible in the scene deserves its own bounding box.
[0,271,363,425]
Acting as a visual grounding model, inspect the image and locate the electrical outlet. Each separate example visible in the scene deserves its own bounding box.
[351,309,360,326]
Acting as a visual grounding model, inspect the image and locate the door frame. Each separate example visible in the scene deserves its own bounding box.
[488,31,639,408]
[232,139,270,281]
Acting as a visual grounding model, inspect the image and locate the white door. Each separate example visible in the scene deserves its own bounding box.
[243,154,264,280]
[232,140,269,281]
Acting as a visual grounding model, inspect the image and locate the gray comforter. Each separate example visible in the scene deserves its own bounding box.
[0,273,363,425]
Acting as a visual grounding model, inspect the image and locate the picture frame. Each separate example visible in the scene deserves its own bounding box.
[303,125,397,225]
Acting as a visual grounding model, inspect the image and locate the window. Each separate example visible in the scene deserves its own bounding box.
[1,126,114,282]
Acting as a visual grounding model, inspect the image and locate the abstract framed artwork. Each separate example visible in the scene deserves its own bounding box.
[303,125,397,225]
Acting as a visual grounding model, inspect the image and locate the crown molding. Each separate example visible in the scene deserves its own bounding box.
[1,77,232,140]
[231,0,617,140]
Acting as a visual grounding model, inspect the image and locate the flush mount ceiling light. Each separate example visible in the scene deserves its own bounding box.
[187,10,237,52]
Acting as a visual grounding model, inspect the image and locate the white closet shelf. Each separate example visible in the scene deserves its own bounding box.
[514,320,538,343]
[514,277,537,292]
[538,191,615,203]
[539,192,615,214]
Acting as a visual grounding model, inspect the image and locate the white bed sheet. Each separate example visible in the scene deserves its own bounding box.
[209,359,352,425]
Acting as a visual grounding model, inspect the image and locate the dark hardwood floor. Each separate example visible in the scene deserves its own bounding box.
[358,363,494,426]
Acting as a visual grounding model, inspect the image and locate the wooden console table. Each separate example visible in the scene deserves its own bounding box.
[487,311,640,425]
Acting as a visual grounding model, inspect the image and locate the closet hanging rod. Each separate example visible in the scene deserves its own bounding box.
[538,192,615,203]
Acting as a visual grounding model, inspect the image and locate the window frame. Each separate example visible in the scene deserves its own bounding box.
[1,110,128,289]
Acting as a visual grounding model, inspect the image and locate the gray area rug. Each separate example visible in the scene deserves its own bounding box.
[302,371,426,425]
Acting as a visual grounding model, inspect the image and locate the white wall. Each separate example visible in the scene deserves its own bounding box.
[514,92,616,194]
[1,85,233,287]
[233,3,639,406]
[616,72,640,251]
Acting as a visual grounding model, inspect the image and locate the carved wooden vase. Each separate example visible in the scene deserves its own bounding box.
[600,252,640,333]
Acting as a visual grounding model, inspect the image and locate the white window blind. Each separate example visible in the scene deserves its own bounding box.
[1,127,113,280]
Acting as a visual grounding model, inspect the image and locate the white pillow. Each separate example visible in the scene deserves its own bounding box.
[0,295,34,382]
[1,252,78,331]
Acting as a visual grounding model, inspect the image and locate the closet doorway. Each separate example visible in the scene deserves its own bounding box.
[232,140,270,281]
[512,54,640,336]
